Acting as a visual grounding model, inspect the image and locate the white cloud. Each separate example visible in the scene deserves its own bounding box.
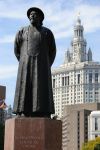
[0,0,52,19]
[0,35,14,43]
[0,65,18,79]
[0,0,26,19]
[51,4,100,39]
[0,0,100,41]
[74,4,100,33]
[54,28,73,39]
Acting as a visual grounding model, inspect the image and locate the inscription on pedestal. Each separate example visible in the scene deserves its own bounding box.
[4,118,62,150]
[15,118,44,150]
[15,136,42,149]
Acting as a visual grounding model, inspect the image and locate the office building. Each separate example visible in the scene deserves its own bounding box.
[88,111,100,140]
[52,17,100,118]
[62,103,100,150]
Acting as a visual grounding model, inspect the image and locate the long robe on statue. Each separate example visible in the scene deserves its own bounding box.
[13,25,56,116]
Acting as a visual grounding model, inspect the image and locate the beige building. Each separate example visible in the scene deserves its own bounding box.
[62,103,100,150]
[0,85,6,124]
[52,17,100,118]
[0,85,6,100]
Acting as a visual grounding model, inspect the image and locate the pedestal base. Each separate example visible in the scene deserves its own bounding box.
[4,118,62,150]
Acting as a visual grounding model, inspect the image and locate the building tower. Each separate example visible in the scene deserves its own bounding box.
[88,48,92,61]
[52,17,100,119]
[71,17,87,62]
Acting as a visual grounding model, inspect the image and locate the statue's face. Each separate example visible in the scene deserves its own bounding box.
[29,11,41,25]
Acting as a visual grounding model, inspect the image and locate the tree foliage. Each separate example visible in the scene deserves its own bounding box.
[82,137,100,150]
[0,123,5,150]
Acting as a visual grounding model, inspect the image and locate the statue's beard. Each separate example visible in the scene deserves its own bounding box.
[30,18,36,25]
[30,18,42,27]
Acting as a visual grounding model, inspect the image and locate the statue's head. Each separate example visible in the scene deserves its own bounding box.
[27,7,44,26]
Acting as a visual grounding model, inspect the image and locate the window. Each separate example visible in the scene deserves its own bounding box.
[67,76,69,85]
[89,73,92,83]
[95,73,98,83]
[62,76,69,86]
[95,92,98,94]
[95,118,98,130]
[65,77,67,85]
[78,74,80,84]
[62,77,64,86]
[53,79,55,88]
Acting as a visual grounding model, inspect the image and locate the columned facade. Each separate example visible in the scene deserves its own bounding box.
[88,111,100,140]
[52,17,100,118]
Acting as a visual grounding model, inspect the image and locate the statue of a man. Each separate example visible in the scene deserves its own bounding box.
[13,7,56,118]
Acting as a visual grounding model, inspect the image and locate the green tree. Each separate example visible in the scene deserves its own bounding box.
[82,137,100,150]
[94,144,100,150]
[0,123,5,150]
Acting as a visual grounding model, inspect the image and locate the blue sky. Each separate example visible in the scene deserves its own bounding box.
[0,0,100,107]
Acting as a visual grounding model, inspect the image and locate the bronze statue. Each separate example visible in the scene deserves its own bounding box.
[13,7,56,117]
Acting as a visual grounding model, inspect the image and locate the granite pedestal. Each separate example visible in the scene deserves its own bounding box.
[4,118,62,150]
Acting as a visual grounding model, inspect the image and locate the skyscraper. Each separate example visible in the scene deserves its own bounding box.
[62,103,100,150]
[52,17,100,118]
